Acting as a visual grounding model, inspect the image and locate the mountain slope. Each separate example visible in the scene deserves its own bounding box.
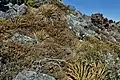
[0,0,120,80]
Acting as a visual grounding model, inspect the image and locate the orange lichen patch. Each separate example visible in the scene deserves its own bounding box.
[93,63,97,72]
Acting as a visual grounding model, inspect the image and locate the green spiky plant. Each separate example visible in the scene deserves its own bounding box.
[66,60,108,80]
[24,0,35,7]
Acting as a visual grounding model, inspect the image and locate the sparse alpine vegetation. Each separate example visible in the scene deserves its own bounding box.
[0,0,120,80]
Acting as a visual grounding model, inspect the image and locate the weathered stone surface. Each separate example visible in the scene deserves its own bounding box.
[17,3,27,15]
[0,0,24,5]
[66,9,120,44]
[14,70,56,80]
[67,12,97,40]
[5,8,17,19]
[11,32,38,45]
[0,11,5,18]
[0,3,27,19]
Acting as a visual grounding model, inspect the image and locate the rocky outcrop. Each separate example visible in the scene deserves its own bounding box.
[66,9,120,44]
[67,11,98,40]
[11,32,38,45]
[90,13,120,43]
[0,0,24,11]
[0,0,27,19]
[14,70,56,80]
[0,0,63,19]
[0,3,27,19]
[1,0,120,80]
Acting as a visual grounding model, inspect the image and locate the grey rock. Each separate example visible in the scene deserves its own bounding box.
[14,70,56,80]
[66,11,120,44]
[34,0,43,7]
[67,13,97,39]
[1,0,24,5]
[5,8,17,19]
[107,36,117,43]
[34,0,48,7]
[5,2,13,8]
[17,3,27,15]
[13,4,19,10]
[0,3,27,19]
[11,32,38,45]
[0,11,5,18]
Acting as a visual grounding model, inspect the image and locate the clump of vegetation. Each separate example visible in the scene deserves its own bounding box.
[0,18,7,22]
[70,36,120,80]
[72,36,120,59]
[34,30,50,42]
[31,58,69,80]
[66,60,109,80]
[1,0,120,80]
[24,0,35,7]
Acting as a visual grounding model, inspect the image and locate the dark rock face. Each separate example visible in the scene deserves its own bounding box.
[0,0,63,19]
[91,13,104,26]
[0,0,26,19]
[91,13,110,30]
[91,13,116,30]
[0,0,9,12]
[0,0,24,11]
[66,7,120,44]
[90,13,120,44]
[0,0,24,5]
[0,3,27,19]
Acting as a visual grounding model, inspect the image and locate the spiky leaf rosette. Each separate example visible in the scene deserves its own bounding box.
[66,60,108,80]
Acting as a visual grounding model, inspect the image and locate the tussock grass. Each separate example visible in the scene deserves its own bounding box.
[66,60,108,80]
[0,1,120,80]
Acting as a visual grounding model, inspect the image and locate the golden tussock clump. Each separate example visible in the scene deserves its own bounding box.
[66,60,108,80]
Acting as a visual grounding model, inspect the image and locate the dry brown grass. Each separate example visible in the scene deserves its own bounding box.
[1,2,120,80]
[0,3,76,46]
[0,3,76,79]
[72,36,120,58]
